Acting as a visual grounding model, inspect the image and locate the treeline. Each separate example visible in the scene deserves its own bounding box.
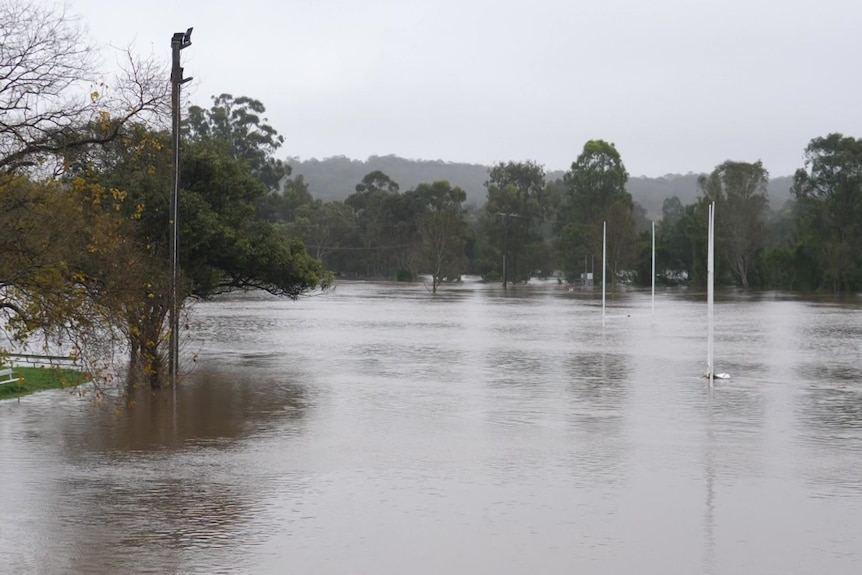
[276,138,862,293]
[287,155,796,218]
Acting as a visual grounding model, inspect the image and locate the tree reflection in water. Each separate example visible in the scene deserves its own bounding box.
[49,366,313,574]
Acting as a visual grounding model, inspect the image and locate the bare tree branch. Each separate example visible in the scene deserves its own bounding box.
[0,0,169,176]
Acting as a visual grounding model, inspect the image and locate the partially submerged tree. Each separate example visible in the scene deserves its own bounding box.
[792,133,862,292]
[483,161,547,284]
[558,140,635,284]
[345,171,401,277]
[411,181,468,293]
[0,175,134,382]
[1,0,166,385]
[76,119,329,389]
[0,2,328,389]
[698,161,770,288]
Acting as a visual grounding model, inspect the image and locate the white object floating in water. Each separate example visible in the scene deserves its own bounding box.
[703,371,731,380]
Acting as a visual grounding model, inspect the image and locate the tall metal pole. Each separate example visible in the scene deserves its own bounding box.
[707,202,715,386]
[169,28,193,390]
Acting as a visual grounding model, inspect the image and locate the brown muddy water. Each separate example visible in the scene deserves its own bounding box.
[1,280,861,574]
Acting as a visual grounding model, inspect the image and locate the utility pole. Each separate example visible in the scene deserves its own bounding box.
[169,28,193,391]
[497,212,515,288]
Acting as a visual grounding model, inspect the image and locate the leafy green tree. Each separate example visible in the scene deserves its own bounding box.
[410,181,468,293]
[287,199,356,261]
[758,199,802,289]
[697,161,770,287]
[256,174,314,222]
[185,94,286,191]
[178,137,326,297]
[345,171,401,277]
[184,93,319,230]
[68,114,327,388]
[354,170,400,196]
[558,140,635,284]
[482,161,547,284]
[792,133,862,292]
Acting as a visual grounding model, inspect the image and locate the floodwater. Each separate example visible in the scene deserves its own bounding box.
[2,280,861,574]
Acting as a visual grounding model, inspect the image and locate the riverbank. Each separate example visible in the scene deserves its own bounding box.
[0,366,91,400]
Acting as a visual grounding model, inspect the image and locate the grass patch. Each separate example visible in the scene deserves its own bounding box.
[0,366,91,401]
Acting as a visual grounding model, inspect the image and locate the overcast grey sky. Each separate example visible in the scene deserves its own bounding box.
[71,0,861,177]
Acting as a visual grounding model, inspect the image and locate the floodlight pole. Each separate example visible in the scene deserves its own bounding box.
[169,28,193,391]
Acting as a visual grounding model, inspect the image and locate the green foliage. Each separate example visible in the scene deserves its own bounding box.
[482,161,548,283]
[557,140,635,284]
[186,94,287,191]
[344,171,403,277]
[257,135,862,294]
[287,199,356,260]
[257,175,314,222]
[354,170,400,196]
[412,181,468,292]
[791,133,862,292]
[286,156,796,218]
[37,94,330,388]
[697,161,770,288]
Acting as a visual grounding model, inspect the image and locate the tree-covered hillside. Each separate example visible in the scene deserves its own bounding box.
[288,155,794,218]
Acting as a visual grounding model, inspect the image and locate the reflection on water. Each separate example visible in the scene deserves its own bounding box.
[2,366,312,574]
[2,282,862,574]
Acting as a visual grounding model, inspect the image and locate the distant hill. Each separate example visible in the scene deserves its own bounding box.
[288,155,794,219]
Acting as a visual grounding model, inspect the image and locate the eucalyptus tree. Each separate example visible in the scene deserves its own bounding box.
[410,181,468,293]
[697,161,770,287]
[558,140,635,284]
[185,94,287,191]
[345,171,401,277]
[482,161,547,284]
[287,200,356,261]
[792,133,862,292]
